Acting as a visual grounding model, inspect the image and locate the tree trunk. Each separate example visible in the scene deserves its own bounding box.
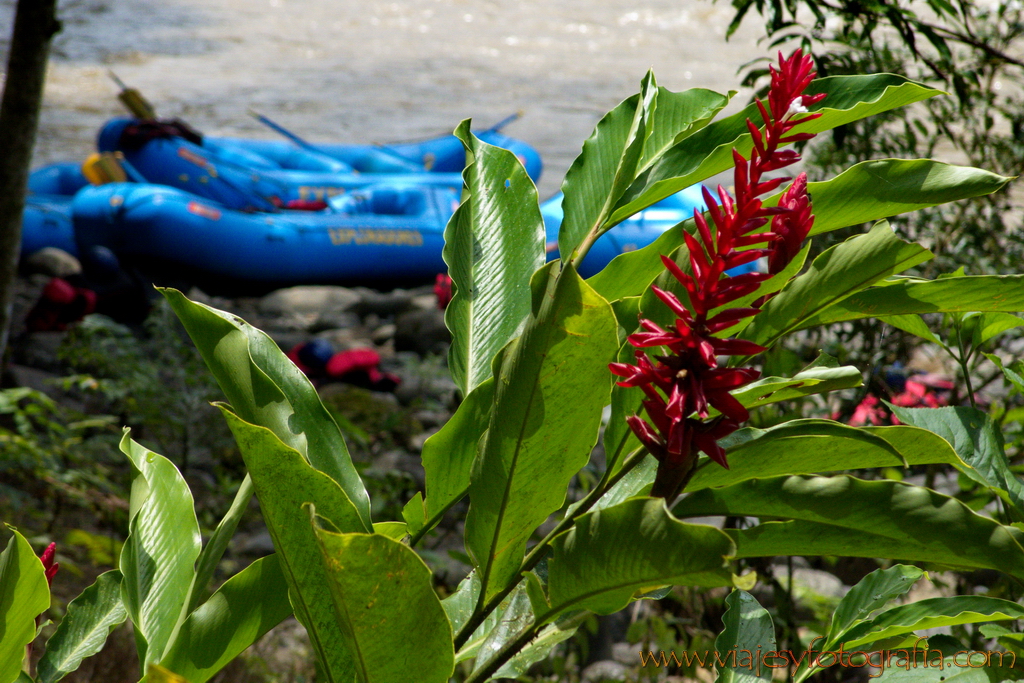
[0,0,61,365]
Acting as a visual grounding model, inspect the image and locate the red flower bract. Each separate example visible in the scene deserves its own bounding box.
[610,50,822,501]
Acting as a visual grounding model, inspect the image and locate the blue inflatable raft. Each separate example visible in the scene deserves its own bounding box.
[96,118,543,212]
[72,180,705,290]
[21,162,91,258]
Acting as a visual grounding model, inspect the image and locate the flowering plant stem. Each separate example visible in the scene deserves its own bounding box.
[452,446,649,650]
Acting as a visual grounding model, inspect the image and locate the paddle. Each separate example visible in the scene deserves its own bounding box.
[248,109,422,169]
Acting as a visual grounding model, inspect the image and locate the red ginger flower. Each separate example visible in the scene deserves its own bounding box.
[40,542,59,586]
[609,50,822,500]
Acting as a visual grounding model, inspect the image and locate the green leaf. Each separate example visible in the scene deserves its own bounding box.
[420,378,494,528]
[371,522,408,541]
[638,87,733,173]
[673,476,1024,580]
[183,475,254,615]
[534,498,734,622]
[722,364,863,412]
[162,289,370,531]
[588,158,984,304]
[465,262,620,603]
[559,72,657,258]
[37,570,127,683]
[0,527,49,683]
[470,582,534,675]
[795,276,1024,329]
[964,312,1024,347]
[312,518,454,683]
[687,421,960,492]
[740,222,932,349]
[445,122,545,397]
[158,555,291,683]
[841,596,1024,649]
[806,159,1011,237]
[881,315,947,348]
[609,74,943,224]
[792,565,928,681]
[888,406,1024,520]
[986,354,1024,394]
[118,434,201,668]
[219,408,365,682]
[715,590,776,683]
[492,613,586,679]
[827,565,925,646]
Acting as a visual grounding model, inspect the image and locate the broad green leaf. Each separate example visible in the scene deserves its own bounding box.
[793,565,928,681]
[559,72,657,258]
[313,520,454,683]
[465,262,619,603]
[721,364,863,413]
[881,315,947,348]
[533,498,734,622]
[491,613,587,679]
[420,379,494,527]
[371,522,408,540]
[162,289,370,531]
[183,474,254,615]
[609,74,943,224]
[687,420,961,492]
[715,590,776,683]
[147,664,189,683]
[841,596,1024,649]
[987,354,1024,394]
[158,555,291,683]
[445,122,545,397]
[119,434,201,668]
[827,565,925,646]
[590,421,959,510]
[807,160,1011,237]
[443,572,496,664]
[470,583,533,675]
[0,528,49,683]
[673,476,1024,580]
[219,408,364,682]
[638,87,733,173]
[37,570,127,683]
[740,222,932,349]
[795,276,1024,329]
[888,406,1024,520]
[588,158,986,304]
[964,312,1024,347]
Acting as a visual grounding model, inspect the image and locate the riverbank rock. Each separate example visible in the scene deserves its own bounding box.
[23,248,82,278]
[394,308,450,356]
[258,285,361,316]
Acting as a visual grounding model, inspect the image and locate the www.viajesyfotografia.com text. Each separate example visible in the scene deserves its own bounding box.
[639,637,1016,679]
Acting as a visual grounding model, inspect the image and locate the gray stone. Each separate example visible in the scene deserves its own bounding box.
[612,642,642,666]
[394,308,450,356]
[351,288,416,316]
[412,293,439,311]
[310,310,360,332]
[581,660,631,682]
[23,247,81,278]
[259,286,360,316]
[371,323,397,343]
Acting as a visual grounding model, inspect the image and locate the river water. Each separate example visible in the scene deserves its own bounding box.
[3,0,768,197]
